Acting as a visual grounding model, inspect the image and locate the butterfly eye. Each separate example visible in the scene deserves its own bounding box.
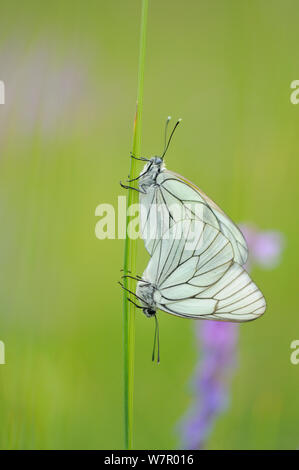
[144,308,155,318]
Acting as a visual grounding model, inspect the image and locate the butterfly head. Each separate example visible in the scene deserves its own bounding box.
[146,156,164,170]
[142,307,156,318]
[151,156,163,165]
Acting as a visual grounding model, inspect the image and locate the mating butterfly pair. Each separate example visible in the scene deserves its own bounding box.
[120,118,266,361]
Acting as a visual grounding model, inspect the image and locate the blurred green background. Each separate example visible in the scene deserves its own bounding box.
[0,0,298,450]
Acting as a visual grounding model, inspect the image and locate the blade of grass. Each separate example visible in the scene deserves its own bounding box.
[122,0,149,450]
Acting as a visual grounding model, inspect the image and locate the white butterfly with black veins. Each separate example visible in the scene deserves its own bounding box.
[136,219,266,320]
[121,219,266,362]
[121,117,248,265]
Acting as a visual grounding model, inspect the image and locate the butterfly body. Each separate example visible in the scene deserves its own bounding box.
[136,282,157,317]
[138,157,164,191]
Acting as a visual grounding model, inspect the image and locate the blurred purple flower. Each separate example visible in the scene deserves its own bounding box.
[179,224,284,450]
[239,224,284,270]
[181,321,238,449]
[0,40,97,140]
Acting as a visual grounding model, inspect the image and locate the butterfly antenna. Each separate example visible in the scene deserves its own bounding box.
[156,315,160,364]
[163,116,172,153]
[161,118,182,160]
[152,314,160,364]
[152,316,157,362]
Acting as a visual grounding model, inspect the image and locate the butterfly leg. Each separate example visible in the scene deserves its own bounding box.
[122,274,146,282]
[120,270,144,281]
[118,281,147,305]
[119,181,146,194]
[127,174,144,183]
[130,152,150,162]
[126,162,153,183]
[127,297,143,309]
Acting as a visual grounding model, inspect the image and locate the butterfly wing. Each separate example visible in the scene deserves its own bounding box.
[139,185,171,256]
[156,262,266,322]
[160,169,248,265]
[142,220,265,322]
[139,168,248,265]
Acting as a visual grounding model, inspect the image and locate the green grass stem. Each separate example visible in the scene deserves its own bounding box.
[122,0,149,450]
